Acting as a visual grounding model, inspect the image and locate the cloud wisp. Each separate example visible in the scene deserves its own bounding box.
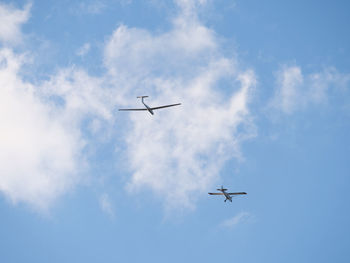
[270,65,350,114]
[76,43,91,57]
[220,211,254,228]
[0,2,31,45]
[99,193,115,218]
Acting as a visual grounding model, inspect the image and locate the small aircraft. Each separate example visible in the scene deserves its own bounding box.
[118,96,181,115]
[208,186,247,202]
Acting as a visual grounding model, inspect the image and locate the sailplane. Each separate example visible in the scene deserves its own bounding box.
[118,96,181,115]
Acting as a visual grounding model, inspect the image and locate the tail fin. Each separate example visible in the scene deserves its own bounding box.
[137,96,149,99]
[217,186,227,191]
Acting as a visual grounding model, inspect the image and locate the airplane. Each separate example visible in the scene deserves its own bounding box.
[118,96,181,115]
[208,186,247,202]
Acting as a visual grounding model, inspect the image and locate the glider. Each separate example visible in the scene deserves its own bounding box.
[209,186,247,202]
[118,96,181,115]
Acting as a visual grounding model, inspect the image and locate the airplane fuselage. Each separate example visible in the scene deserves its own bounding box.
[221,190,232,202]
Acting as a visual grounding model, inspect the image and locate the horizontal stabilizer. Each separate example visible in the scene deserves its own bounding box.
[217,188,227,191]
[137,96,149,98]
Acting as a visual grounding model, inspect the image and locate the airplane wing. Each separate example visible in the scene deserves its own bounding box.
[118,108,148,111]
[150,103,181,110]
[208,193,225,195]
[227,192,247,195]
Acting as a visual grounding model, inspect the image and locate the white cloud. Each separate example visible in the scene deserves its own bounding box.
[99,193,115,218]
[0,3,116,211]
[271,65,350,114]
[104,23,216,79]
[220,211,254,228]
[0,48,119,211]
[0,3,116,210]
[104,2,256,210]
[42,68,114,121]
[0,49,84,210]
[0,3,30,44]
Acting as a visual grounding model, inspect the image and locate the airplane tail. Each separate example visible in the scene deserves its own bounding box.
[137,96,149,99]
[217,185,227,191]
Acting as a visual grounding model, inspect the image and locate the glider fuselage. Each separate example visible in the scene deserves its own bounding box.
[141,100,154,115]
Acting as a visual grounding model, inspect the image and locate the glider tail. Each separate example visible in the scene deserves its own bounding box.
[137,96,149,103]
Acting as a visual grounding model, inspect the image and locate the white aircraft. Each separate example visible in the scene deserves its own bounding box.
[118,96,181,115]
[209,186,247,202]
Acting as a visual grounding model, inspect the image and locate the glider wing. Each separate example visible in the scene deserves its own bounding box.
[150,103,181,110]
[118,108,148,111]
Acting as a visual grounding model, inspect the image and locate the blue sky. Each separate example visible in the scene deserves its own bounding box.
[0,0,350,262]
